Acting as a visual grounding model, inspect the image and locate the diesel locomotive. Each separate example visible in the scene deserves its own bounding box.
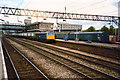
[9,31,55,43]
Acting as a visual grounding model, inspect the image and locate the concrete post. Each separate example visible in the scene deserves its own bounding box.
[118,1,120,41]
[118,17,120,41]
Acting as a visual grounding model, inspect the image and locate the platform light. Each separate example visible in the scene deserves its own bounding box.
[63,19,66,21]
[28,17,31,19]
[18,21,22,23]
[4,15,9,17]
[43,18,46,20]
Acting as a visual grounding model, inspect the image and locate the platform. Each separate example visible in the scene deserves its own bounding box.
[55,39,120,48]
[55,39,120,59]
[0,37,7,80]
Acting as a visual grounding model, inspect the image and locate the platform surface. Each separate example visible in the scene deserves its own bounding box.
[0,38,3,80]
[0,37,8,80]
[56,39,120,48]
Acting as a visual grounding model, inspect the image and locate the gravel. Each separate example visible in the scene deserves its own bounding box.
[14,38,120,78]
[6,38,84,79]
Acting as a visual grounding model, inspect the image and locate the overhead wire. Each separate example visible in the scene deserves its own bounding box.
[101,10,118,15]
[70,0,108,12]
[23,0,33,8]
[80,5,117,15]
[15,0,25,23]
[64,0,117,28]
[69,0,117,16]
[16,0,22,7]
[17,0,24,8]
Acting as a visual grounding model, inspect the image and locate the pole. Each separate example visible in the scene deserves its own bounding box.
[63,7,66,21]
[115,28,116,35]
[36,16,38,23]
[75,29,79,41]
[65,7,66,20]
[118,17,120,41]
[118,2,120,41]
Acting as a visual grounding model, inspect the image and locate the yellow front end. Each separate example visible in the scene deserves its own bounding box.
[47,33,55,40]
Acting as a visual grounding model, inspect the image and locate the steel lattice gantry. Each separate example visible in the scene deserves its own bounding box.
[0,6,120,41]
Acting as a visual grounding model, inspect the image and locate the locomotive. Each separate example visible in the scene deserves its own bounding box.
[9,31,55,43]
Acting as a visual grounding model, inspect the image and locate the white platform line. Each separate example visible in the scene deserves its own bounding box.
[0,39,8,80]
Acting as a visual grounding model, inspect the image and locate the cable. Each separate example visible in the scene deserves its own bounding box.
[23,0,32,8]
[1,0,21,8]
[70,0,108,12]
[17,0,24,8]
[101,10,118,14]
[16,0,22,7]
[80,5,117,15]
[69,0,117,16]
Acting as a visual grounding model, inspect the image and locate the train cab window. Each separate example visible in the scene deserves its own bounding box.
[47,31,54,35]
[48,33,51,35]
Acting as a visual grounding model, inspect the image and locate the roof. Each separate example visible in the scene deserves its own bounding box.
[26,22,54,26]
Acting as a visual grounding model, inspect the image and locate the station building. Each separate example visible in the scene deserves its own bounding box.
[26,22,82,32]
[26,22,54,32]
[55,23,82,32]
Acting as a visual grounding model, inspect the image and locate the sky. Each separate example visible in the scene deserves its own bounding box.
[0,0,119,30]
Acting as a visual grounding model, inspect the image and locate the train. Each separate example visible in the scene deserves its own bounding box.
[55,32,109,42]
[7,31,109,43]
[8,31,55,43]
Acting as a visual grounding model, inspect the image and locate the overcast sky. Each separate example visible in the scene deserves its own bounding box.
[0,0,119,30]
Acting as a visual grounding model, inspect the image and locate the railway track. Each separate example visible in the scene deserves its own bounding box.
[7,37,120,80]
[2,42,18,80]
[21,38,120,67]
[54,40,120,60]
[2,38,49,80]
[13,38,120,71]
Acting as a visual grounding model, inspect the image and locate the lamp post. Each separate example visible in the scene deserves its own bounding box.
[118,17,120,41]
[75,28,79,41]
[115,28,117,35]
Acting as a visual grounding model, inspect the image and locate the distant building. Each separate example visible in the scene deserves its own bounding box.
[26,22,54,31]
[55,23,82,32]
[26,22,82,32]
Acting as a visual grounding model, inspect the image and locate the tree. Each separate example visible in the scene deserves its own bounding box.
[100,26,109,33]
[109,25,115,35]
[83,26,96,32]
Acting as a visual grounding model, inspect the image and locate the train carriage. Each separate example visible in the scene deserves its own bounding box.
[55,32,109,42]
